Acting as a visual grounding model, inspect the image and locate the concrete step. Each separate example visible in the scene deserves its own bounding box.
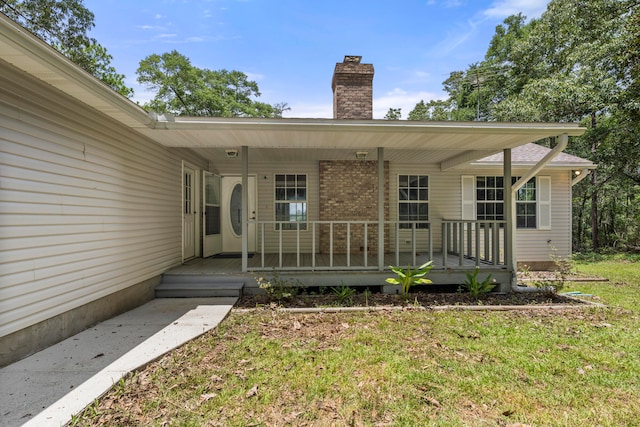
[156,275,245,298]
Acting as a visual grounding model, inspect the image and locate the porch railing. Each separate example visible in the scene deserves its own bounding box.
[442,220,506,267]
[249,220,433,271]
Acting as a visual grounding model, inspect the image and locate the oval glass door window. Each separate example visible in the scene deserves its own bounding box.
[229,183,242,236]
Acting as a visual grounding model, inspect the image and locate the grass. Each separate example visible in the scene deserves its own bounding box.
[73,254,640,426]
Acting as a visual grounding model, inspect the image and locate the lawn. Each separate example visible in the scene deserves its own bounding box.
[74,255,640,426]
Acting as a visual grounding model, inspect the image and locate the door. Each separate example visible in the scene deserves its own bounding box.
[203,172,222,257]
[221,176,256,253]
[183,165,197,259]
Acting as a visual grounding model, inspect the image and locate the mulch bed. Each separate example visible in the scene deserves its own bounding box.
[234,290,588,309]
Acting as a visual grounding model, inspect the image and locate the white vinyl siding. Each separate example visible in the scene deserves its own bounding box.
[0,64,207,338]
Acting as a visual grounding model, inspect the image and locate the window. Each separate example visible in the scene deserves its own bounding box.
[476,176,504,221]
[475,176,537,229]
[398,175,429,229]
[275,174,307,230]
[516,178,537,228]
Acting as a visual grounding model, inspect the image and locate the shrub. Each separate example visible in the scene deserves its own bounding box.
[459,267,496,299]
[386,261,433,295]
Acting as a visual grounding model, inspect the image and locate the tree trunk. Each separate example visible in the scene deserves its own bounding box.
[590,112,599,250]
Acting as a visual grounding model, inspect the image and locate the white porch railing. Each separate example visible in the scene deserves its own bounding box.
[248,220,433,271]
[442,220,507,267]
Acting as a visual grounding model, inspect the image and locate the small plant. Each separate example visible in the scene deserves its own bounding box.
[331,283,356,305]
[386,261,433,295]
[363,287,372,306]
[256,273,300,302]
[534,244,574,295]
[460,267,496,299]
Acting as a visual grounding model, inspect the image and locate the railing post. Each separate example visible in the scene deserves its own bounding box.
[493,223,500,265]
[330,222,334,268]
[395,222,400,267]
[364,222,368,268]
[475,222,480,267]
[466,222,472,261]
[459,222,464,266]
[347,222,351,267]
[312,222,316,269]
[296,222,300,267]
[412,222,417,266]
[278,225,283,268]
[442,222,448,266]
[261,223,265,268]
[428,223,433,262]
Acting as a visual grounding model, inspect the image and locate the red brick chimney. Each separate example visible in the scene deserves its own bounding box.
[331,55,374,120]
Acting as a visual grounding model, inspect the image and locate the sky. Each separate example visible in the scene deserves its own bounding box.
[84,0,550,119]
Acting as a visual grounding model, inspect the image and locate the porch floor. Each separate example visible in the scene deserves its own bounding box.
[169,252,504,274]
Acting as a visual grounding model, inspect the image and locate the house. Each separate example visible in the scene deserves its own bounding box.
[0,15,594,365]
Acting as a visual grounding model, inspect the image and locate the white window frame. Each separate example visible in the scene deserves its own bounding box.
[274,173,307,231]
[462,175,551,230]
[398,174,429,229]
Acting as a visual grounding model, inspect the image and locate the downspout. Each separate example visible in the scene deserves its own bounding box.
[512,134,569,292]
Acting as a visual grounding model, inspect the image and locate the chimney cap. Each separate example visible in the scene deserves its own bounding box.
[343,55,362,64]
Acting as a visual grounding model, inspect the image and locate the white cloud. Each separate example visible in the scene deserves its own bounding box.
[284,103,333,119]
[373,88,445,119]
[245,72,265,82]
[431,19,479,57]
[483,0,548,19]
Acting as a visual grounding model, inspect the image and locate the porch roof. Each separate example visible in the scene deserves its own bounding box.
[141,115,586,167]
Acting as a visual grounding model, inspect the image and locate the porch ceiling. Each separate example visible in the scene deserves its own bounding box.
[143,116,586,166]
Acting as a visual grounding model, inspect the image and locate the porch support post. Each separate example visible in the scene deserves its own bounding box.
[241,145,249,272]
[378,147,384,271]
[504,148,515,291]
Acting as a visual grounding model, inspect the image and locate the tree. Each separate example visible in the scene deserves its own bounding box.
[410,0,640,251]
[137,50,286,118]
[0,0,133,97]
[384,108,401,120]
[407,99,452,121]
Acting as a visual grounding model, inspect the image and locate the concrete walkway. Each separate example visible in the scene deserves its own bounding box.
[0,297,236,427]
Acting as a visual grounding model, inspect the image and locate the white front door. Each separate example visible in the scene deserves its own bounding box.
[183,165,197,260]
[221,176,256,253]
[203,172,222,257]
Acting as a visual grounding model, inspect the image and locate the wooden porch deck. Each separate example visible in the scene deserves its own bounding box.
[162,252,512,293]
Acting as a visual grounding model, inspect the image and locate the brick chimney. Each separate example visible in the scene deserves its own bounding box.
[331,55,374,120]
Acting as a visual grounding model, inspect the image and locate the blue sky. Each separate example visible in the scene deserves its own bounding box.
[84,0,550,118]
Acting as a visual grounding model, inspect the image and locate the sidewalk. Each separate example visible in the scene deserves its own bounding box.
[0,297,237,427]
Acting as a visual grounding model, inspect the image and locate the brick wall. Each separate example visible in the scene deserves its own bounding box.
[319,160,389,254]
[331,56,374,120]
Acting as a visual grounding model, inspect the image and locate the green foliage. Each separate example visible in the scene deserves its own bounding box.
[459,267,496,299]
[384,107,402,120]
[409,0,640,252]
[385,261,433,295]
[256,274,300,302]
[331,283,356,305]
[136,50,287,117]
[1,0,133,97]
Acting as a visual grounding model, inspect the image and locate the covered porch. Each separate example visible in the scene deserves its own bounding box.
[140,117,586,292]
